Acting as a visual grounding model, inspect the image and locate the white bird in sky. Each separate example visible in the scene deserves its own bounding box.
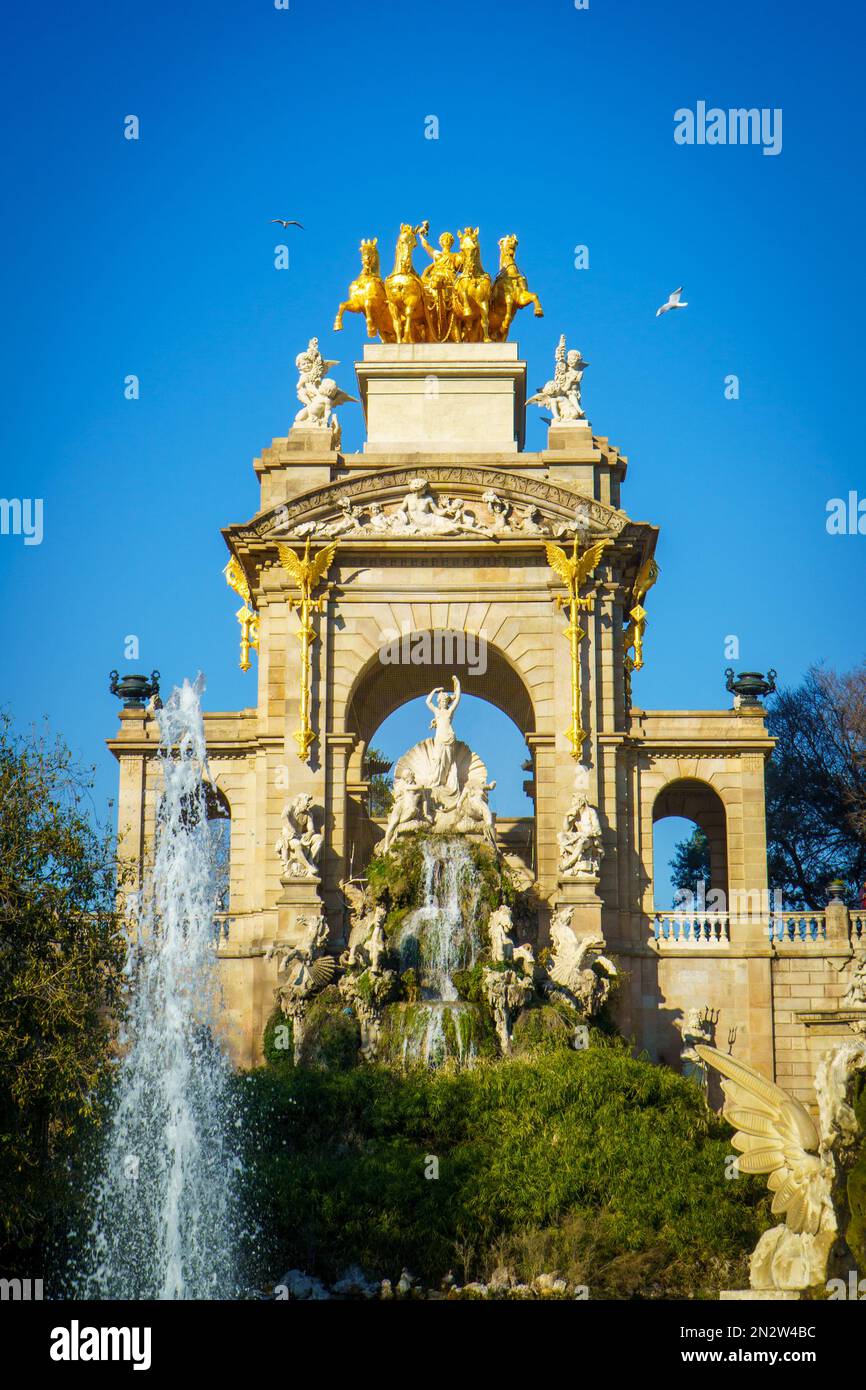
[656,286,688,317]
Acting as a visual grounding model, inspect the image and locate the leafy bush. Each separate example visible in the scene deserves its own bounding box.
[237,1043,767,1296]
[262,1009,293,1067]
[297,987,360,1071]
[511,1002,573,1055]
[0,715,126,1267]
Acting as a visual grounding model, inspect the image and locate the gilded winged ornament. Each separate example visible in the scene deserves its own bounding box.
[224,556,259,672]
[623,554,659,707]
[278,537,339,760]
[544,535,612,757]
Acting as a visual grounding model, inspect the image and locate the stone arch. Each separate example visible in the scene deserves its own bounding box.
[339,630,539,875]
[344,629,537,751]
[652,777,729,901]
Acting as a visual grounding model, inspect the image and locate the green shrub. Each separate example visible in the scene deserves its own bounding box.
[237,1044,767,1296]
[297,986,360,1071]
[262,1009,293,1067]
[511,1002,573,1055]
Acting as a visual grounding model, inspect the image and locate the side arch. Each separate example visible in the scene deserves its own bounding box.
[652,776,729,900]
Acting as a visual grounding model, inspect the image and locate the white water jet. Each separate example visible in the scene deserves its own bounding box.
[76,676,241,1299]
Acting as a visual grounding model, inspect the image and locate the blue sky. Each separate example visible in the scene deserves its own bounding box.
[1,0,864,898]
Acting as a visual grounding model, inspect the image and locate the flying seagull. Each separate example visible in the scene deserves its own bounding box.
[656,286,688,317]
[270,218,304,229]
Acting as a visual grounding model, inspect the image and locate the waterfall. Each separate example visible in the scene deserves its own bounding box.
[393,838,482,1066]
[74,676,241,1299]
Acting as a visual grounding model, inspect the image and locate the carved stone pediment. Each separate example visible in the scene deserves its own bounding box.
[246,466,629,545]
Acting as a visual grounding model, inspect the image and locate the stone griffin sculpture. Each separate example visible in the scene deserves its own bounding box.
[292,337,357,446]
[275,792,324,878]
[334,222,542,343]
[543,906,618,1018]
[697,1038,866,1293]
[527,335,588,423]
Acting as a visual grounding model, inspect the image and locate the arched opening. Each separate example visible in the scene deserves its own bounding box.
[344,630,535,743]
[369,694,533,818]
[343,633,537,876]
[652,779,728,912]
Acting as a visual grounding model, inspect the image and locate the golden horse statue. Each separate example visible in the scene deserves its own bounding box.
[384,224,433,343]
[490,234,544,341]
[450,226,493,342]
[333,237,395,342]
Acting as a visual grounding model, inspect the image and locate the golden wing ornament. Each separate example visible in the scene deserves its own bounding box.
[309,540,338,588]
[277,543,306,585]
[575,538,612,586]
[634,556,659,600]
[224,556,251,606]
[696,1045,825,1234]
[544,542,575,585]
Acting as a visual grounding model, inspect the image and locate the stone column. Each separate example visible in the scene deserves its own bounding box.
[527,732,557,905]
[323,731,357,933]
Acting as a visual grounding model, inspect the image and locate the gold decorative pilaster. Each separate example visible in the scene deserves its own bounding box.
[545,536,612,758]
[277,537,338,761]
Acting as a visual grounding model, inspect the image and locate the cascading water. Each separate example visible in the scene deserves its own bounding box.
[74,676,241,1299]
[393,838,482,1067]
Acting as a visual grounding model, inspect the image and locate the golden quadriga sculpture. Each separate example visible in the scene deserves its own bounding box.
[334,221,543,344]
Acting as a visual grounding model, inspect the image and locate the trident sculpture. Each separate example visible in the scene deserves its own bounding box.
[277,537,338,760]
[545,535,612,757]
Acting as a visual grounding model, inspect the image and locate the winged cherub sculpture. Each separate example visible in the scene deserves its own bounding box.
[697,1040,866,1292]
[292,336,357,445]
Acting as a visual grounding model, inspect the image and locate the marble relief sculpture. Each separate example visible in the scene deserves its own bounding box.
[280,477,573,542]
[842,950,866,1010]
